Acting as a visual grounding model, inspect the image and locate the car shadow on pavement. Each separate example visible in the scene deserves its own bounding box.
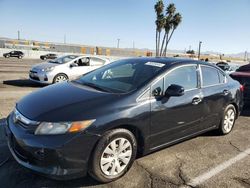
[3,79,44,88]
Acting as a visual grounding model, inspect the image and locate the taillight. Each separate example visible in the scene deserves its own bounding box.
[240,85,244,92]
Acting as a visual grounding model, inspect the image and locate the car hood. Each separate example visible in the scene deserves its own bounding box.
[16,82,118,122]
[31,62,58,70]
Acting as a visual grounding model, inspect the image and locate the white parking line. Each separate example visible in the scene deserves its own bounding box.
[185,148,250,187]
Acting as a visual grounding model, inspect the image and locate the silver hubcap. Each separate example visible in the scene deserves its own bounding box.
[100,138,132,176]
[55,75,67,82]
[223,109,235,133]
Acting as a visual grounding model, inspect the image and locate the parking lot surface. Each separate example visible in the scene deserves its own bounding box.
[0,58,249,188]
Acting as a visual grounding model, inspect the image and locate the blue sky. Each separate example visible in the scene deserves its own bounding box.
[0,0,249,54]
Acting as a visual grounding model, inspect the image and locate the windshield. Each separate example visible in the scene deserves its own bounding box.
[74,59,165,93]
[49,55,78,64]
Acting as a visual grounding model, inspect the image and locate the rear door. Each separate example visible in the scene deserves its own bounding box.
[200,65,229,129]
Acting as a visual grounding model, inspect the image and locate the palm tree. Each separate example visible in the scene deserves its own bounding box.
[154,0,164,56]
[162,12,182,56]
[156,14,165,56]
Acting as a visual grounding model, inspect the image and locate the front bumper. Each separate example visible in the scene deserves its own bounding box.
[29,71,54,84]
[4,114,100,180]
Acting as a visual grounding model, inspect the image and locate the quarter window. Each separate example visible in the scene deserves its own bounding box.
[164,65,198,90]
[201,66,220,86]
[218,71,226,84]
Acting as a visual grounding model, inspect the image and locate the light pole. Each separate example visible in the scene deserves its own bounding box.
[64,34,66,44]
[18,30,20,40]
[117,39,120,48]
[198,41,202,60]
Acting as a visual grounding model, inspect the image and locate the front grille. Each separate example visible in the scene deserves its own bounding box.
[30,70,38,74]
[30,75,40,81]
[11,135,29,161]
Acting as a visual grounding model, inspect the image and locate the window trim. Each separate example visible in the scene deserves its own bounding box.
[199,64,227,88]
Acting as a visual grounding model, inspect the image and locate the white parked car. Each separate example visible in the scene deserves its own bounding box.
[29,55,110,84]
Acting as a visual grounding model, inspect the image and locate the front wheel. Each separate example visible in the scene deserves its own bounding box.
[5,55,10,58]
[219,104,236,135]
[89,129,137,183]
[53,73,68,83]
[18,55,22,59]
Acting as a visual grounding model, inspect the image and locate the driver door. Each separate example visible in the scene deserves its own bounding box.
[149,65,205,149]
[69,57,91,79]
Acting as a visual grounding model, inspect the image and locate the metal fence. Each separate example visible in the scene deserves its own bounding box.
[0,38,154,57]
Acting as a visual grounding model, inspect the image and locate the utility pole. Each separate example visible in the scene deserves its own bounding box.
[18,30,20,40]
[198,41,202,60]
[64,34,66,44]
[117,39,120,48]
[244,51,248,61]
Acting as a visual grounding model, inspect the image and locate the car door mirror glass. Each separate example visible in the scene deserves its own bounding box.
[165,84,184,97]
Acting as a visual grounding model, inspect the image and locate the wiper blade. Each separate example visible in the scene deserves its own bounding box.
[82,82,110,92]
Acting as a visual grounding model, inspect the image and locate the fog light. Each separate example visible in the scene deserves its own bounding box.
[44,75,48,81]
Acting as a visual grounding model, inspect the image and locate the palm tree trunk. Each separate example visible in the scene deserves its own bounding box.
[163,29,175,56]
[162,33,169,56]
[156,30,158,56]
[157,32,161,57]
[159,32,167,56]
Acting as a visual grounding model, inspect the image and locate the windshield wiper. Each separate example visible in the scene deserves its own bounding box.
[81,82,111,92]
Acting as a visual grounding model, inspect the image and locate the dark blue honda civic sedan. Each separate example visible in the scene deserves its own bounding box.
[4,57,243,182]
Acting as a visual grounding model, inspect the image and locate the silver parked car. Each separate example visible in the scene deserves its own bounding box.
[29,55,110,84]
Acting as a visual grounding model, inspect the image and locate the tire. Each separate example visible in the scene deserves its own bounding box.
[43,57,47,60]
[53,73,68,83]
[218,104,237,135]
[18,55,22,59]
[89,128,137,183]
[5,55,9,58]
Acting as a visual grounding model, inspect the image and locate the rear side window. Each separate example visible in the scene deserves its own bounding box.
[201,66,220,87]
[164,65,198,90]
[218,71,226,83]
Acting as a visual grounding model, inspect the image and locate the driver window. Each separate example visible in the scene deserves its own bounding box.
[164,65,198,91]
[77,57,90,66]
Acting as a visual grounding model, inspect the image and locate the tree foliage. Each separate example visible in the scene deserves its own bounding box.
[154,1,182,57]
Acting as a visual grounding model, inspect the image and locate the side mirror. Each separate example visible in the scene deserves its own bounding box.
[165,84,184,97]
[70,63,78,68]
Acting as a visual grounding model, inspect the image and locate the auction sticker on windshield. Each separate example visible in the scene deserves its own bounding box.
[145,62,165,67]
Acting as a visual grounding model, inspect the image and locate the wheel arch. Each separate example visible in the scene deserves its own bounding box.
[229,102,239,118]
[111,124,145,157]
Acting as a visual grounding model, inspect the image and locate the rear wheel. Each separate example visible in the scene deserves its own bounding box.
[18,55,22,59]
[5,54,9,58]
[89,128,137,183]
[219,104,236,135]
[53,73,68,83]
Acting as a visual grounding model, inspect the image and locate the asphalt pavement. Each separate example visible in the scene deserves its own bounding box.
[0,57,249,188]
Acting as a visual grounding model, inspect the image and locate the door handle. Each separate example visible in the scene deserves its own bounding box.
[192,96,202,105]
[223,90,229,96]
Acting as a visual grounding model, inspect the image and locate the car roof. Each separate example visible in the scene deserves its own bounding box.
[123,57,213,67]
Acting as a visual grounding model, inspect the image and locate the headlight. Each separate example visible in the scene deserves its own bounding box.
[35,120,95,135]
[42,67,55,72]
